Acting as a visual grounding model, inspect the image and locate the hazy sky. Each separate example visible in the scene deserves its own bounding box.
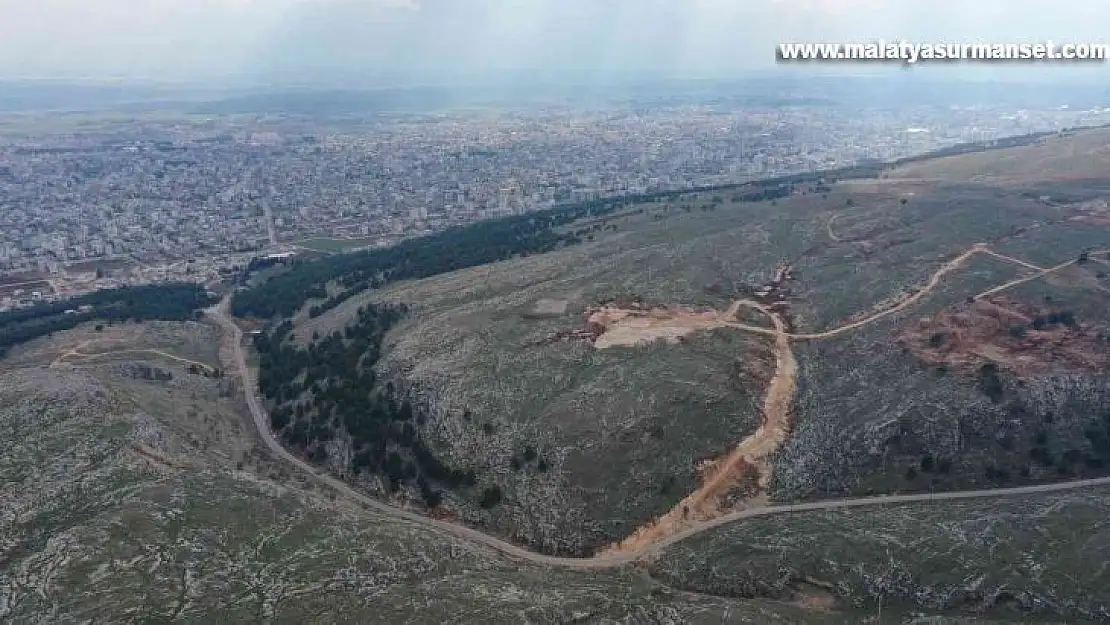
[1,0,1107,84]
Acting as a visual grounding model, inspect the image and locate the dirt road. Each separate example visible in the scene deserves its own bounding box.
[825,214,842,242]
[604,301,796,554]
[727,244,1089,343]
[50,339,101,368]
[59,348,216,372]
[982,249,1046,272]
[596,242,1090,549]
[790,244,988,341]
[207,241,1110,569]
[210,296,1110,569]
[974,258,1077,301]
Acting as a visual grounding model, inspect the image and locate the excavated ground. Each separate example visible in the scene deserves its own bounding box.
[900,296,1110,376]
[596,301,797,554]
[586,304,741,349]
[582,243,1105,553]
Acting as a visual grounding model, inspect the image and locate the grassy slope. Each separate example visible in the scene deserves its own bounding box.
[0,359,832,624]
[771,133,1110,503]
[288,131,1110,553]
[0,350,1048,624]
[773,216,1110,503]
[889,127,1110,184]
[0,319,223,371]
[296,201,816,553]
[653,488,1110,623]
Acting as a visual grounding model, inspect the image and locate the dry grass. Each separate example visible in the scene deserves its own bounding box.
[889,127,1110,184]
[1,319,222,371]
[654,486,1110,623]
[0,363,825,624]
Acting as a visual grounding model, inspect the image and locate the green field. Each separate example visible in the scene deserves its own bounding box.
[295,236,381,253]
[65,257,137,274]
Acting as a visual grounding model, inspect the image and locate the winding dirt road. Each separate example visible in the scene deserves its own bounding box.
[207,234,1110,570]
[981,249,1046,272]
[791,243,989,341]
[974,258,1077,301]
[718,244,1094,343]
[603,300,797,554]
[51,339,102,368]
[55,346,216,371]
[825,214,843,242]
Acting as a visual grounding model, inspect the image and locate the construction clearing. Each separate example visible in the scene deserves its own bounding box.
[562,241,1110,551]
[900,296,1110,376]
[604,300,796,554]
[587,304,740,349]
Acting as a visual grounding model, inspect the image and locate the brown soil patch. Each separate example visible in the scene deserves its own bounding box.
[899,297,1110,375]
[602,302,796,554]
[588,304,737,349]
[792,580,839,613]
[584,265,796,350]
[735,344,776,388]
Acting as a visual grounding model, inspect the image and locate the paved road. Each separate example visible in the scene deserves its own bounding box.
[207,296,1110,570]
[261,200,278,247]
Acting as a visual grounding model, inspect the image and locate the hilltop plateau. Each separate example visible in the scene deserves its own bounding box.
[244,128,1110,562]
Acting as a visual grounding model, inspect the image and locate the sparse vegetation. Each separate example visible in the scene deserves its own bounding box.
[230,126,1110,558]
[11,125,1110,623]
[0,363,796,624]
[654,487,1110,622]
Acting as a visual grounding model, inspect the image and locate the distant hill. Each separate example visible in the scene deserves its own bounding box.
[2,75,1108,113]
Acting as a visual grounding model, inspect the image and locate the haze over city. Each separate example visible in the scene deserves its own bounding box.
[2,0,1109,84]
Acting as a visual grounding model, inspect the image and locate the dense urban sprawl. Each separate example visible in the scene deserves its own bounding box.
[2,102,1108,310]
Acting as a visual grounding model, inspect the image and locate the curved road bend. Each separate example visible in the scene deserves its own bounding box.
[208,297,1110,570]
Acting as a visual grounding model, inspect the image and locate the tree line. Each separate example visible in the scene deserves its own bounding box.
[255,303,477,509]
[232,182,805,320]
[233,124,1095,323]
[0,283,216,358]
[232,199,608,319]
